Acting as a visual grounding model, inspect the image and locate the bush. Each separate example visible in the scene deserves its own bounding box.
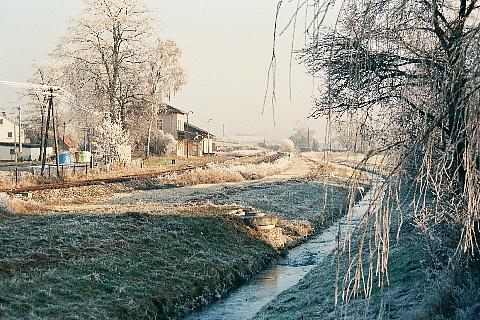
[0,193,11,213]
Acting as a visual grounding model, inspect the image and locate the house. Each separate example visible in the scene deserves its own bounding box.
[184,123,216,156]
[0,112,36,161]
[0,112,25,144]
[157,104,215,157]
[58,135,77,152]
[0,142,49,161]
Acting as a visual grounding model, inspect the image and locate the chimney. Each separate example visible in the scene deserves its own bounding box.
[1,112,5,117]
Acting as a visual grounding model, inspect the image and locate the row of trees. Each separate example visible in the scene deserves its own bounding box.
[27,0,185,159]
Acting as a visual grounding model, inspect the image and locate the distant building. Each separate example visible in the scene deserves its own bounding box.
[184,123,216,156]
[157,104,215,157]
[0,142,48,161]
[0,112,25,144]
[0,112,38,161]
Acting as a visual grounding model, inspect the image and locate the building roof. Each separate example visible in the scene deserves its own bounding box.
[159,103,187,115]
[0,113,19,126]
[58,135,76,149]
[185,123,215,138]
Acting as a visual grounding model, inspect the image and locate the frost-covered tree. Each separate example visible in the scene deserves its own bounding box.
[289,123,320,152]
[60,0,154,127]
[280,139,295,152]
[159,133,177,156]
[141,39,186,158]
[95,115,130,163]
[28,0,186,158]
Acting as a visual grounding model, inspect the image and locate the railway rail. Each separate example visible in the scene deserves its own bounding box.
[2,152,285,194]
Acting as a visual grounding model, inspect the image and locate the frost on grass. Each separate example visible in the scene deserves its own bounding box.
[254,199,428,320]
[0,213,279,319]
[162,156,293,186]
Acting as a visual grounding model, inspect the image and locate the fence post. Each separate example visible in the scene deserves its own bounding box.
[73,164,76,175]
[48,166,51,179]
[85,164,88,175]
[15,168,18,185]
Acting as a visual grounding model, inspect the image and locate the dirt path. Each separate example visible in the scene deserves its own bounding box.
[261,155,313,181]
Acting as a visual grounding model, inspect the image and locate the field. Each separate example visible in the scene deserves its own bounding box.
[0,153,370,319]
[0,211,279,319]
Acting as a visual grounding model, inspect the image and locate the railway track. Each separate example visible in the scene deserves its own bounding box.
[3,153,285,194]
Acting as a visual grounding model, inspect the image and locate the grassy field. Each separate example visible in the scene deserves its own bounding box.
[0,212,279,319]
[0,152,370,319]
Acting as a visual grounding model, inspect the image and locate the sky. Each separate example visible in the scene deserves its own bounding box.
[0,0,329,143]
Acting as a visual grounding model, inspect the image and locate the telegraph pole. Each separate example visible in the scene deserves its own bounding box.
[18,106,22,155]
[41,90,53,176]
[63,121,66,150]
[51,98,60,177]
[13,115,17,163]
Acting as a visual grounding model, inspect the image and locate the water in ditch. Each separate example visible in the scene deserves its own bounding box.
[184,176,381,320]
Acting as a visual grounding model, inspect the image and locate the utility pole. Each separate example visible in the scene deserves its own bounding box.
[63,121,66,150]
[13,114,17,163]
[186,111,193,158]
[207,118,212,155]
[41,90,53,176]
[51,98,60,178]
[18,106,22,155]
[39,99,46,161]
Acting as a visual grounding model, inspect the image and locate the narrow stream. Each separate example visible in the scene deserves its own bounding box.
[185,176,381,320]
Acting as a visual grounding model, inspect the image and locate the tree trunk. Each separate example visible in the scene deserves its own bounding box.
[146,123,152,159]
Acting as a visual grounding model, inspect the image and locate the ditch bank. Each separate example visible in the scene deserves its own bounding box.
[0,211,280,319]
[183,174,378,320]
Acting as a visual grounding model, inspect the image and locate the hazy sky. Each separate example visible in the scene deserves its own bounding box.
[0,0,328,142]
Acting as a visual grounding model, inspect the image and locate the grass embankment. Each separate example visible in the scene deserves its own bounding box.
[0,212,279,319]
[254,216,426,319]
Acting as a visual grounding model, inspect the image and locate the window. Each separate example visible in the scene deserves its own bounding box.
[157,119,163,130]
[9,149,15,155]
[0,119,3,125]
[7,132,13,138]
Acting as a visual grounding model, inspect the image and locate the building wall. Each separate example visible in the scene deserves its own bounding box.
[158,113,185,138]
[177,140,186,157]
[0,145,50,161]
[187,141,203,157]
[158,112,187,156]
[0,115,25,144]
[0,145,15,161]
[202,138,214,155]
